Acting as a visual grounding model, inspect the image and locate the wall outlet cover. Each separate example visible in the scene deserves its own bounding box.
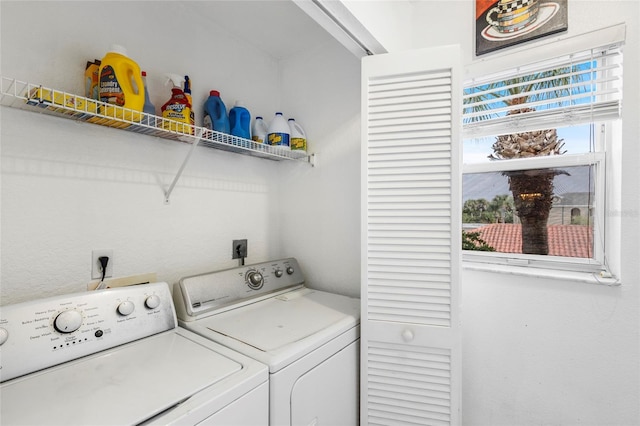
[91,249,114,280]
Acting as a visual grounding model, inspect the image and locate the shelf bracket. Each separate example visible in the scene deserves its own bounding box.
[308,153,317,167]
[164,128,203,204]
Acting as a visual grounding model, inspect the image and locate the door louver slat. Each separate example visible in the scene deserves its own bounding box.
[367,341,452,425]
[363,46,461,425]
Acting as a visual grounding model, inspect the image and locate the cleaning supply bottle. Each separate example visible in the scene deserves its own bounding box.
[229,101,251,140]
[267,112,290,149]
[98,45,144,121]
[141,71,156,126]
[183,75,195,127]
[288,118,307,152]
[161,73,193,134]
[252,116,268,144]
[203,90,230,135]
[85,59,101,99]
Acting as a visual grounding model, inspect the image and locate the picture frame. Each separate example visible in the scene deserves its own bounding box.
[475,0,568,56]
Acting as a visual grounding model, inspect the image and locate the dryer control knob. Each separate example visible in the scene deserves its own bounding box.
[0,328,8,346]
[246,271,264,290]
[274,269,283,278]
[117,301,135,316]
[286,266,294,275]
[145,295,161,309]
[54,310,83,333]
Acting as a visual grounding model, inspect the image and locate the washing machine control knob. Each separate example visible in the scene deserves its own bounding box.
[286,266,294,275]
[0,328,8,346]
[54,310,83,333]
[117,301,135,316]
[246,270,264,290]
[274,269,283,278]
[145,295,161,309]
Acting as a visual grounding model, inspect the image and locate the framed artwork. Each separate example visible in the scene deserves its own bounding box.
[476,0,568,56]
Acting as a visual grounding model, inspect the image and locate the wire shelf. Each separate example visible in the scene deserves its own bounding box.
[0,76,313,163]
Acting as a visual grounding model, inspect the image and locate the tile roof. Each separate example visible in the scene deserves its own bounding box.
[469,223,593,258]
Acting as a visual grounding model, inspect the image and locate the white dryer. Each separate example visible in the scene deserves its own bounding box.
[0,282,269,425]
[174,258,360,426]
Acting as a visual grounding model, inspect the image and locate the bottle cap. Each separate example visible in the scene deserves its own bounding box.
[209,90,220,97]
[109,44,128,56]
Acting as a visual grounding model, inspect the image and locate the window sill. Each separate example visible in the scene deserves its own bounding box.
[462,261,620,286]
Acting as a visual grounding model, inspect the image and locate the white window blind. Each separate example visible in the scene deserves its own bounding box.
[463,43,623,138]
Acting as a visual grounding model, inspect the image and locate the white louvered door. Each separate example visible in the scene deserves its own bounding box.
[361,46,462,426]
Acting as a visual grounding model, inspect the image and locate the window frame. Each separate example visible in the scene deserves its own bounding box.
[462,150,606,274]
[460,25,625,283]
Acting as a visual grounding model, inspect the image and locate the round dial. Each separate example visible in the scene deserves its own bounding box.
[145,295,161,309]
[54,310,83,333]
[286,266,294,275]
[0,328,8,346]
[246,270,264,290]
[274,269,283,278]
[117,300,135,316]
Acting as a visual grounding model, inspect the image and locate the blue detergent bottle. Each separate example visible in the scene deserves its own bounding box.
[203,90,230,134]
[229,101,251,140]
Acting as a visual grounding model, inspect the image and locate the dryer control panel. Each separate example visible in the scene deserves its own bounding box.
[0,282,176,383]
[175,258,305,320]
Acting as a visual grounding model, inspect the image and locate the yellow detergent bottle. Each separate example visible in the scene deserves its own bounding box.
[97,45,144,126]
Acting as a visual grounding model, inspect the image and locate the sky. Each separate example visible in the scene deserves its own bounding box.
[462,123,595,202]
[463,123,593,164]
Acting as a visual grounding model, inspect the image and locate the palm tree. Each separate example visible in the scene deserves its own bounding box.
[464,69,576,255]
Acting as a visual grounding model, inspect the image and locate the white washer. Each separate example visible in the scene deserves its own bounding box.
[174,258,361,426]
[0,282,269,425]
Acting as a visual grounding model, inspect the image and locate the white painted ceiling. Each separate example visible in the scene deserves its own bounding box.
[179,0,339,60]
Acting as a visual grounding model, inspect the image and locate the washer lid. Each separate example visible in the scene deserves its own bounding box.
[202,288,360,353]
[1,331,242,425]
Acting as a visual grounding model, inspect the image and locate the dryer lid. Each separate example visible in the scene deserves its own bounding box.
[201,288,360,353]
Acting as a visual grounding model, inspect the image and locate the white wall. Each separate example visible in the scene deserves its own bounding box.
[405,1,640,425]
[0,1,362,304]
[342,0,415,52]
[337,0,639,423]
[279,45,362,298]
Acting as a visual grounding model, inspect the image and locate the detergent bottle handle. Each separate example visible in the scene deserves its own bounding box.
[127,65,144,96]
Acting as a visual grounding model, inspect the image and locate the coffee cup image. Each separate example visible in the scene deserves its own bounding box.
[486,0,540,33]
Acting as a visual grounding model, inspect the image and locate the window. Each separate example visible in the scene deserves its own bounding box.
[461,31,623,278]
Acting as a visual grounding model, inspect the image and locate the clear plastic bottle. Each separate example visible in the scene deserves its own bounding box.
[141,71,156,126]
[252,116,268,144]
[267,112,290,149]
[288,118,307,152]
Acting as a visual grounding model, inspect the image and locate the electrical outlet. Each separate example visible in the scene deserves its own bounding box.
[232,239,248,259]
[91,249,114,280]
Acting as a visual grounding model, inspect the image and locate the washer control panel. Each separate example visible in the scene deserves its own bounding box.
[0,282,176,383]
[176,258,305,319]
